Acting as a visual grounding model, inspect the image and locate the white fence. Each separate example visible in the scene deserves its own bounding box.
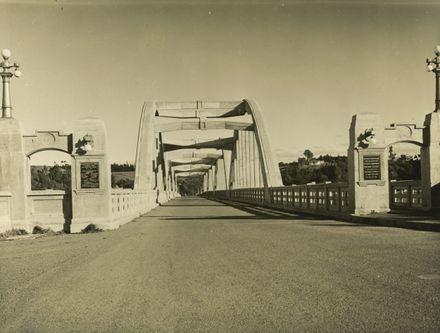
[389,180,424,210]
[202,182,350,216]
[111,189,150,225]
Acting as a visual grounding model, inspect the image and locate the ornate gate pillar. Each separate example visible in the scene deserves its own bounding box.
[348,113,389,214]
[70,118,113,233]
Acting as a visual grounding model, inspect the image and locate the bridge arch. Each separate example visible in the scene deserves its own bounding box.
[134,100,282,204]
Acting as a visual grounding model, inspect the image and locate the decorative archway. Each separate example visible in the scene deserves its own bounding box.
[348,112,440,214]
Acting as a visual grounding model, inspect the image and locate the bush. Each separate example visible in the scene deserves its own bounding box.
[81,224,103,233]
[32,225,55,235]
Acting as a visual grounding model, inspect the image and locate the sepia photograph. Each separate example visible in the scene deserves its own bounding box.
[0,0,439,332]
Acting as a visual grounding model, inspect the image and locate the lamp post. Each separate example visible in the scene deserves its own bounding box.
[426,45,440,113]
[0,49,21,118]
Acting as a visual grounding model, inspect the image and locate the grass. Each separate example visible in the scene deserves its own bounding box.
[0,228,28,240]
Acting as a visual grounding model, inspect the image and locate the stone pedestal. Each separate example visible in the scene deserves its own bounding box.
[70,118,113,233]
[0,118,29,231]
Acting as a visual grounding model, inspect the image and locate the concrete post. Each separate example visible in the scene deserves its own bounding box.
[215,157,227,190]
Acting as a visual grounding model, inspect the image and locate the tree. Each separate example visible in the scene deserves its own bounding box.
[303,149,314,161]
[177,175,204,196]
[111,163,135,172]
[279,154,348,185]
[31,163,71,191]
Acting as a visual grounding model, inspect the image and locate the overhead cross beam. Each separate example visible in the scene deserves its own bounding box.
[163,136,236,152]
[154,115,254,132]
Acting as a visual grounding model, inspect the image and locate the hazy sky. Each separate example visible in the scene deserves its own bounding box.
[0,0,439,164]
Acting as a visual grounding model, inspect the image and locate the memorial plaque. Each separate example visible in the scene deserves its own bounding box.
[363,155,381,181]
[80,162,100,189]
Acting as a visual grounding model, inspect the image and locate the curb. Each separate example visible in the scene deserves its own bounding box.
[209,197,440,233]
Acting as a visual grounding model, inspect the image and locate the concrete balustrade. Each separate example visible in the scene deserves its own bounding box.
[389,180,424,210]
[202,182,350,217]
[110,189,150,226]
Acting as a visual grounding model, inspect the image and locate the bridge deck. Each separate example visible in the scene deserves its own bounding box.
[1,197,439,333]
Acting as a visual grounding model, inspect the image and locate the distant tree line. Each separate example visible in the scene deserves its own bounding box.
[388,146,421,180]
[111,163,135,172]
[31,164,71,191]
[30,151,421,192]
[279,150,348,185]
[31,163,137,191]
[279,148,421,186]
[111,163,135,189]
[177,175,204,196]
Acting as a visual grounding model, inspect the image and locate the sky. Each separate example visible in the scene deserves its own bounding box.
[0,0,439,164]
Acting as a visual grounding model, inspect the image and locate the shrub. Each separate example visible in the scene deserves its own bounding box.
[81,224,103,233]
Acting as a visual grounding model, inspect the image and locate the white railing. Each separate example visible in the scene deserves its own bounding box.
[390,180,423,210]
[203,182,350,214]
[111,189,149,224]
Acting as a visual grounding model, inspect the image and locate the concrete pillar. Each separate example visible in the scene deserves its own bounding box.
[249,131,255,188]
[70,118,113,233]
[237,133,242,188]
[422,112,440,209]
[230,138,237,189]
[348,113,389,214]
[207,168,214,191]
[216,157,227,190]
[222,149,231,189]
[134,102,160,211]
[244,131,251,188]
[204,173,208,192]
[0,118,28,232]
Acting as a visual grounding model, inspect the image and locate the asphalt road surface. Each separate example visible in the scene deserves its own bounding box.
[1,197,440,333]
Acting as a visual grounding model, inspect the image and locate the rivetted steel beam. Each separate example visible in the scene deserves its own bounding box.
[154,115,254,133]
[163,136,235,152]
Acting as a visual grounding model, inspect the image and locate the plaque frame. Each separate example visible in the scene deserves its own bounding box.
[357,149,386,186]
[80,161,100,189]
[74,157,107,193]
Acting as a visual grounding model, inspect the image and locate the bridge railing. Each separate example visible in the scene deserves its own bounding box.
[203,182,350,215]
[389,180,423,210]
[111,189,150,225]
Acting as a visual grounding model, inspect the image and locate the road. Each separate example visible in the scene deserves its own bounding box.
[1,197,439,333]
